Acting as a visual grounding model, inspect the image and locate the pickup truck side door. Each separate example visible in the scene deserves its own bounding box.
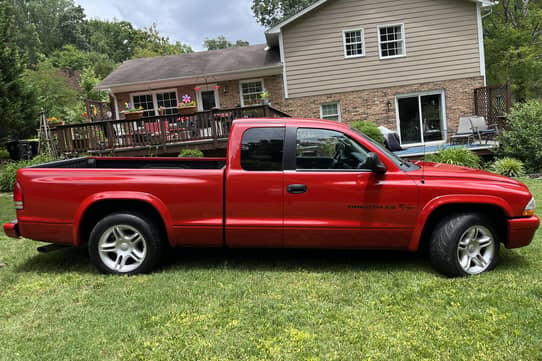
[283,127,418,249]
[225,126,285,248]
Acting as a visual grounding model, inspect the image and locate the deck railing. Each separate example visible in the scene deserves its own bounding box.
[51,105,289,155]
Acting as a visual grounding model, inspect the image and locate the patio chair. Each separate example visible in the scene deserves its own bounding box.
[449,117,476,144]
[469,116,498,144]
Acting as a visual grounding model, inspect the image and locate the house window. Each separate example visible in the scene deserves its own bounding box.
[132,94,154,117]
[156,91,179,115]
[320,103,341,121]
[343,29,365,58]
[131,89,179,117]
[240,80,264,107]
[378,24,406,58]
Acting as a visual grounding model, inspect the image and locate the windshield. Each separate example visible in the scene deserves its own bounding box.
[350,128,420,172]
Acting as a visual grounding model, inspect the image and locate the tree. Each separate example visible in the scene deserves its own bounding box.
[12,0,87,63]
[22,61,81,122]
[204,36,250,50]
[131,24,193,58]
[251,0,318,27]
[80,67,109,102]
[484,0,542,100]
[0,1,39,142]
[50,45,116,78]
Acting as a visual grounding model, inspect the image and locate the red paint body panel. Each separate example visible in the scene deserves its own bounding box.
[507,216,540,248]
[2,118,539,255]
[3,221,19,238]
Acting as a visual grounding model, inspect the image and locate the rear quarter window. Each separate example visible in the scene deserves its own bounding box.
[241,127,285,171]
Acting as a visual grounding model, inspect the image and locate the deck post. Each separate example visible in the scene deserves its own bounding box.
[105,121,114,150]
[159,118,167,152]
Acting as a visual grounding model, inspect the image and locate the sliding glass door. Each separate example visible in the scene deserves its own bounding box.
[397,92,445,145]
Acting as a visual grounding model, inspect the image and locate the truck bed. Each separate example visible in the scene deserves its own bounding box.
[31,157,226,170]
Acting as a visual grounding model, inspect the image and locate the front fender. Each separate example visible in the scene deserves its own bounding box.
[73,191,174,246]
[408,194,513,251]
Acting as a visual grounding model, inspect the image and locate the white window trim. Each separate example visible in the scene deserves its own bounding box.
[342,28,365,59]
[195,84,221,111]
[377,23,406,60]
[130,88,179,116]
[320,102,341,122]
[395,90,447,148]
[239,79,265,107]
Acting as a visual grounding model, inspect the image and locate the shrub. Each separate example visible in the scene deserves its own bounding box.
[0,154,53,192]
[425,147,481,169]
[0,148,9,159]
[490,157,526,178]
[497,100,542,172]
[350,121,385,144]
[178,149,204,158]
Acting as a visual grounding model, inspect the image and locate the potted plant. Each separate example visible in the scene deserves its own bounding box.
[47,116,64,128]
[177,95,197,115]
[260,89,270,105]
[121,102,144,120]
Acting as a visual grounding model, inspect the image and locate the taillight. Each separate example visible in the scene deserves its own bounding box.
[13,182,23,210]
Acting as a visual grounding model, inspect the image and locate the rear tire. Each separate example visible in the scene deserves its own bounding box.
[429,213,500,277]
[88,212,165,275]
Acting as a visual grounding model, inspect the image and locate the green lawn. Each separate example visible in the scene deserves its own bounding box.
[1,181,541,361]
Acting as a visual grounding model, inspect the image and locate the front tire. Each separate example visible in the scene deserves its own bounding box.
[88,213,165,275]
[429,213,500,277]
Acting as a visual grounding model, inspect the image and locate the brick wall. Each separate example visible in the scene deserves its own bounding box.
[114,75,285,119]
[113,75,483,138]
[279,76,485,134]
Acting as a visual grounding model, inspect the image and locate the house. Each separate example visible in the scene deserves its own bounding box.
[97,0,492,147]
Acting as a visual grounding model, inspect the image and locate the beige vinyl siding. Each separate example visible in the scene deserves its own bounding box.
[282,0,482,98]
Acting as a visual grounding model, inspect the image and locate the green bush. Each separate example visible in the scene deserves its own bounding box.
[490,157,526,178]
[0,154,53,192]
[425,147,481,169]
[0,149,9,159]
[178,149,204,158]
[350,121,385,144]
[498,100,542,172]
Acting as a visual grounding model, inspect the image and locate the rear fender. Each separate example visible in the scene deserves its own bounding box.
[408,194,512,251]
[73,191,174,246]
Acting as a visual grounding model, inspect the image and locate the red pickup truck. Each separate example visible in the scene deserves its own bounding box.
[3,118,539,276]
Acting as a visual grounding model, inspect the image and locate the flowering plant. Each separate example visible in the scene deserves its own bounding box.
[47,116,59,122]
[122,102,144,112]
[260,89,270,100]
[177,94,196,108]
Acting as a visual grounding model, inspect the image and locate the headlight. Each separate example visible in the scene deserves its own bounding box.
[523,197,536,216]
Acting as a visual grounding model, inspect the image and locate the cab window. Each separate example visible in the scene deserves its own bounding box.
[296,128,370,170]
[241,127,284,171]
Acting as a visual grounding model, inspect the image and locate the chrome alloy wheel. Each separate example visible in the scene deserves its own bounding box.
[456,225,496,275]
[98,225,148,273]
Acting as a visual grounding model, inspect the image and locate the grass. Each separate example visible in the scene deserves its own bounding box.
[0,181,541,361]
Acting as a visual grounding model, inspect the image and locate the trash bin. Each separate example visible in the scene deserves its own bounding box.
[6,140,39,161]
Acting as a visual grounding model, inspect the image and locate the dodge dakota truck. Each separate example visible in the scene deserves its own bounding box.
[3,118,539,276]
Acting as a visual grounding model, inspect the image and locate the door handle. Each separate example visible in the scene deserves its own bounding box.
[287,184,307,194]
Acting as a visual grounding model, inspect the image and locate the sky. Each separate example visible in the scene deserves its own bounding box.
[75,0,267,51]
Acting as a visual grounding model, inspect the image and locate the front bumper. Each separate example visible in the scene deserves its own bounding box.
[3,221,21,239]
[507,216,540,249]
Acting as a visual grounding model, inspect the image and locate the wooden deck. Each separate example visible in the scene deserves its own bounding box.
[50,105,290,156]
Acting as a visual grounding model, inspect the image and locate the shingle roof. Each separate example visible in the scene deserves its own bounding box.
[97,44,281,89]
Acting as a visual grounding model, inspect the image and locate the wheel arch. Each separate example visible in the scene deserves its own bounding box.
[74,192,174,247]
[410,195,511,252]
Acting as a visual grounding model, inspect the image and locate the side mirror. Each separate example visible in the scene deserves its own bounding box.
[365,152,387,173]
